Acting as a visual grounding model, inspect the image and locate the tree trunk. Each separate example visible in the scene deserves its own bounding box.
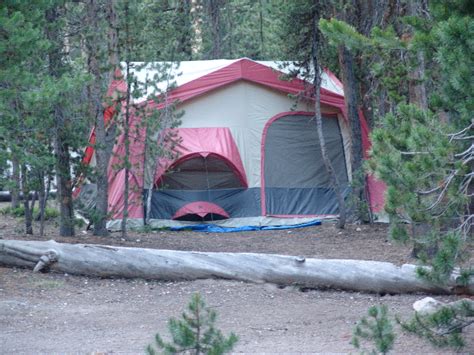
[208,0,222,59]
[190,0,203,55]
[338,46,370,222]
[106,0,119,78]
[1,239,472,295]
[339,46,364,176]
[407,1,428,110]
[20,165,33,235]
[85,0,109,237]
[176,0,193,60]
[121,1,131,238]
[46,6,75,237]
[54,105,75,237]
[10,153,20,209]
[259,0,264,59]
[312,9,346,228]
[36,170,46,237]
[38,173,52,237]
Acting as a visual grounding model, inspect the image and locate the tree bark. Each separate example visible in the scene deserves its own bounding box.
[20,165,33,235]
[85,0,109,236]
[10,153,20,209]
[208,0,223,59]
[407,1,428,110]
[0,239,472,295]
[46,6,75,237]
[338,46,370,222]
[36,170,46,237]
[121,1,131,238]
[339,46,364,176]
[312,8,346,228]
[106,0,119,78]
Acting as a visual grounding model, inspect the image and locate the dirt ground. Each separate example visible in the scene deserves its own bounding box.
[0,212,473,354]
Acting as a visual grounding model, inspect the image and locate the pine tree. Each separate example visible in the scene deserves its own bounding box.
[320,0,473,284]
[0,2,54,235]
[352,304,395,355]
[399,300,474,350]
[146,293,238,355]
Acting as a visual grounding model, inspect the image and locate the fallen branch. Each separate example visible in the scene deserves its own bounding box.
[1,239,472,295]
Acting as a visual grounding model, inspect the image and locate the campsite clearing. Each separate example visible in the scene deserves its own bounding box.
[1,214,473,353]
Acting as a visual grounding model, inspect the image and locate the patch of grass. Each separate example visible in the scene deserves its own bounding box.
[136,225,170,233]
[29,277,64,289]
[0,206,59,220]
[74,218,86,228]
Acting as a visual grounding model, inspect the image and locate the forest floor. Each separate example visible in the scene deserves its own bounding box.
[0,209,473,354]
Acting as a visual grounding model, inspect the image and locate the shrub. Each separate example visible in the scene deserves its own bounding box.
[146,293,238,355]
[0,205,59,220]
[352,304,395,355]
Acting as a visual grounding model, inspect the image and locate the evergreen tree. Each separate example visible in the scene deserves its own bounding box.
[0,1,54,235]
[146,293,238,355]
[320,0,472,284]
[399,300,474,350]
[352,304,395,355]
[321,0,473,346]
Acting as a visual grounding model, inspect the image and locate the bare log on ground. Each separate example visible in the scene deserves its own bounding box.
[0,239,472,295]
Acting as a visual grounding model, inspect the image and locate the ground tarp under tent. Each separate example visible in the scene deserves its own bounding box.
[75,58,385,229]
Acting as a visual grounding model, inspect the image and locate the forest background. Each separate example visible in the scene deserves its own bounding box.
[0,0,472,300]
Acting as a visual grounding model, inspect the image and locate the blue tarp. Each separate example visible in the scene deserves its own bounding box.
[169,220,321,233]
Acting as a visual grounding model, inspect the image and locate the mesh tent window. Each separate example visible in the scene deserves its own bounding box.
[156,153,247,190]
[262,113,349,215]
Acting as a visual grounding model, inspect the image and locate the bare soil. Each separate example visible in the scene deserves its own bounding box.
[0,212,473,354]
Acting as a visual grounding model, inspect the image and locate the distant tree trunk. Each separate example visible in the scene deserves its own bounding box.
[225,3,233,57]
[190,0,203,55]
[85,0,109,236]
[312,8,346,229]
[176,0,193,60]
[10,153,20,209]
[121,1,131,238]
[54,105,75,237]
[36,170,46,237]
[105,1,119,160]
[259,0,264,59]
[38,173,52,237]
[106,1,118,74]
[407,0,428,110]
[20,164,33,235]
[208,0,223,59]
[46,6,75,237]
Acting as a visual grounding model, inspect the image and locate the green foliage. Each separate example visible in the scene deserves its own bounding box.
[319,18,371,51]
[352,304,395,355]
[370,103,470,283]
[398,301,474,350]
[74,218,86,228]
[347,167,372,223]
[0,205,59,220]
[146,293,238,355]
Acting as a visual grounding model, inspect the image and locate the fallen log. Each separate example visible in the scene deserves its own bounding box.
[0,239,472,295]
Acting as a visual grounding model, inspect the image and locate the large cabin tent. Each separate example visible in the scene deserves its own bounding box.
[77,58,385,229]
